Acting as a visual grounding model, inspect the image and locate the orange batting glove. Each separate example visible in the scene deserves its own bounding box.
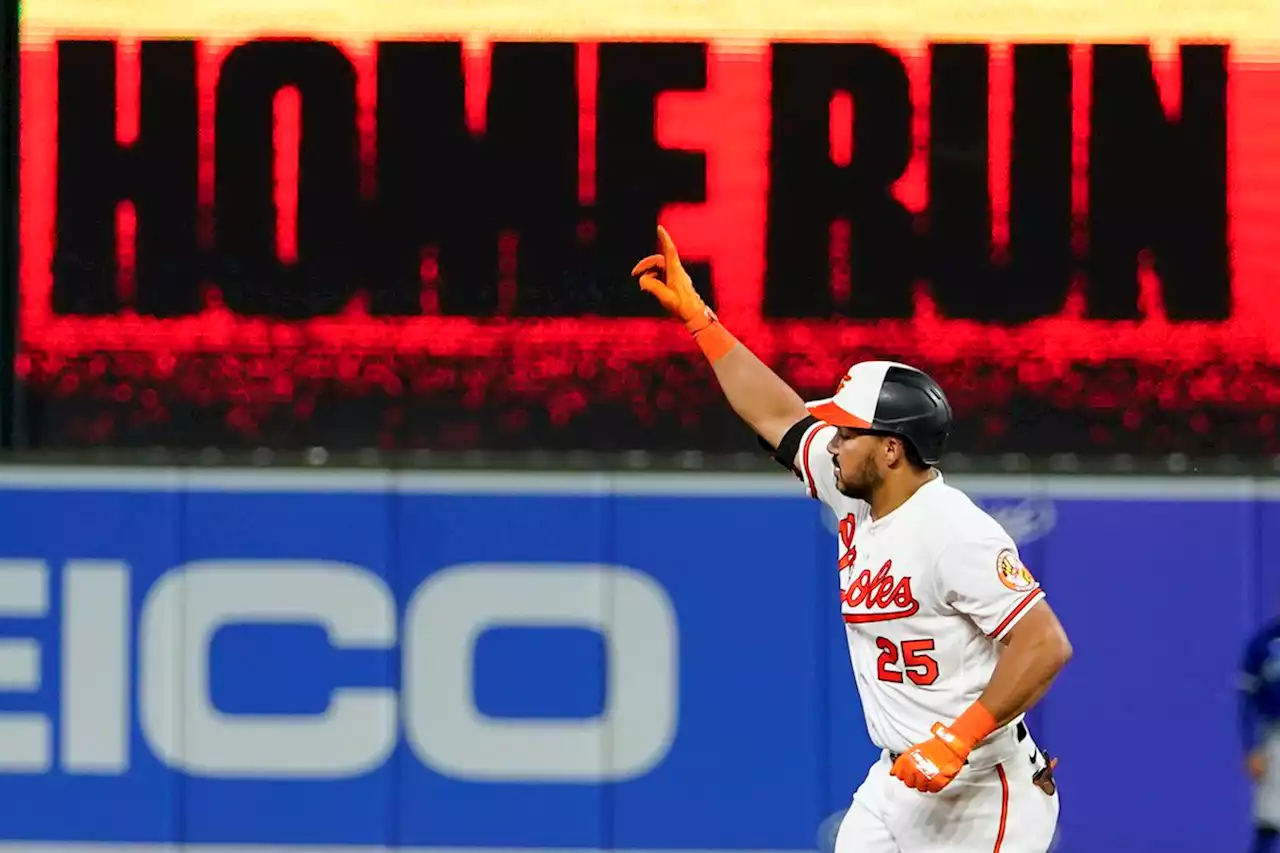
[890,702,997,794]
[631,226,716,334]
[1249,749,1268,781]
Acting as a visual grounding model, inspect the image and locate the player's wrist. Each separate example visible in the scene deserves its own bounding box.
[941,701,999,754]
[683,303,715,334]
[689,309,738,364]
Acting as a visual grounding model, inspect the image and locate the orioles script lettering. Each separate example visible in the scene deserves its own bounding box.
[838,514,858,571]
[841,560,920,623]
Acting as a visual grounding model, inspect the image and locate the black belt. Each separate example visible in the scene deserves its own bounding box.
[889,721,1027,763]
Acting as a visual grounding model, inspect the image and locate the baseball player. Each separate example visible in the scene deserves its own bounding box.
[1240,616,1280,853]
[633,226,1073,853]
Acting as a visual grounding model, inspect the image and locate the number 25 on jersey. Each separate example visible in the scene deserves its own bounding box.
[876,638,939,685]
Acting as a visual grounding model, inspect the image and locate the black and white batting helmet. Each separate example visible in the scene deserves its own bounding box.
[805,361,954,465]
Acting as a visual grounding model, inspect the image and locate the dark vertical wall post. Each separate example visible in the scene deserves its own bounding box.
[0,0,20,448]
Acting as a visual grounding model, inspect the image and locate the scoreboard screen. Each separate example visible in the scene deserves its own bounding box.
[16,0,1280,454]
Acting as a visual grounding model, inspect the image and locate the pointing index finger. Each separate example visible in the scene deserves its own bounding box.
[656,225,684,271]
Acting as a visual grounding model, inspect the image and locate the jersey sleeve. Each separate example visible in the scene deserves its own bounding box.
[1241,633,1268,751]
[1241,632,1267,694]
[936,525,1046,641]
[792,421,843,507]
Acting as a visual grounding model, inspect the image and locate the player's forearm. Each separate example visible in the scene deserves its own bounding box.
[706,340,810,448]
[921,624,1069,772]
[976,621,1072,728]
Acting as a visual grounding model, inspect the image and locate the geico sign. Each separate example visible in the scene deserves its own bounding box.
[0,560,678,781]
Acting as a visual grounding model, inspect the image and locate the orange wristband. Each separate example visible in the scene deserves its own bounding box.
[693,321,739,364]
[950,701,999,749]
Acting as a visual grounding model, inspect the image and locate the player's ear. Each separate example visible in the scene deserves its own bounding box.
[886,436,908,468]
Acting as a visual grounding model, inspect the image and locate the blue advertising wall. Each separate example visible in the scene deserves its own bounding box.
[0,467,1272,853]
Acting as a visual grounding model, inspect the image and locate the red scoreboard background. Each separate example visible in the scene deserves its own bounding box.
[16,0,1280,454]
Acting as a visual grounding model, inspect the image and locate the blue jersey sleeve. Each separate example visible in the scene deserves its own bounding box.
[1241,631,1268,753]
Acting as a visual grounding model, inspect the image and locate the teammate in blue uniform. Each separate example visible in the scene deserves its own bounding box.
[1240,618,1280,853]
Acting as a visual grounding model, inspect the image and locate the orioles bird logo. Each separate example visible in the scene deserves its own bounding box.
[996,549,1037,592]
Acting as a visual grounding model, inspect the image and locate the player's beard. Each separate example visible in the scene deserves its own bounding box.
[835,453,882,501]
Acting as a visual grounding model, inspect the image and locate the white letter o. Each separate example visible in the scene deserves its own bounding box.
[403,562,678,782]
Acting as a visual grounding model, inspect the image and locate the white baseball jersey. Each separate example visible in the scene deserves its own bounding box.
[794,421,1046,756]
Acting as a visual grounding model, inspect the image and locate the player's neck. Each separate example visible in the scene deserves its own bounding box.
[868,468,938,521]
